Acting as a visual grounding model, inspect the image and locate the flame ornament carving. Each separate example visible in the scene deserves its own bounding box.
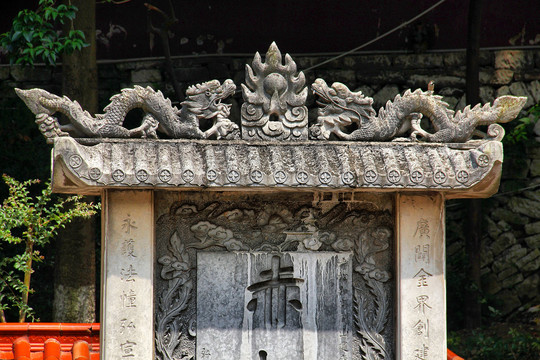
[241,42,308,140]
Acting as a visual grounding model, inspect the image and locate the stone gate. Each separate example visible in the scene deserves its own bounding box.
[17,43,526,359]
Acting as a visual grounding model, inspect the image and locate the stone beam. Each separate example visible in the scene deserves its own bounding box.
[51,137,502,199]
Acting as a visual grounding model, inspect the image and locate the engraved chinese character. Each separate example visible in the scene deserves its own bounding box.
[121,289,137,308]
[415,218,430,239]
[413,319,429,338]
[414,344,429,360]
[121,239,137,258]
[414,268,433,287]
[120,318,136,334]
[415,295,432,314]
[122,214,138,234]
[415,244,430,264]
[120,340,136,357]
[121,264,138,282]
[246,255,304,329]
[200,347,211,358]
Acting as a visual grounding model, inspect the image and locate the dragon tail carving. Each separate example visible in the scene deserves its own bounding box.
[16,78,238,142]
[311,78,526,143]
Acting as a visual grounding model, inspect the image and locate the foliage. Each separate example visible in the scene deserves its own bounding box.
[0,0,87,65]
[448,326,540,360]
[504,103,540,145]
[0,175,100,322]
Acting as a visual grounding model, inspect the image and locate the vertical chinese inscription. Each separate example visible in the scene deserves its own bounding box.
[397,194,446,360]
[103,191,153,360]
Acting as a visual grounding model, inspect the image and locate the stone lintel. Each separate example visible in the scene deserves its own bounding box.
[51,137,503,198]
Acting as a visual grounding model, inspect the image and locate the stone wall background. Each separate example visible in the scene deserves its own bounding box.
[1,48,539,325]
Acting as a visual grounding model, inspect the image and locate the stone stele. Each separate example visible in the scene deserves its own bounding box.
[17,43,525,360]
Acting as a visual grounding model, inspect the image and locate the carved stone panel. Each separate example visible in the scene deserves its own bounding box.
[154,191,394,360]
[197,252,352,359]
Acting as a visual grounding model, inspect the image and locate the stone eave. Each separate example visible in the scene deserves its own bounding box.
[50,137,503,199]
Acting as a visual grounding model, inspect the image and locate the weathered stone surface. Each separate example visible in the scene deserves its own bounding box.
[497,265,518,281]
[530,160,540,177]
[523,189,540,202]
[372,84,400,109]
[479,70,493,85]
[393,53,444,69]
[494,50,532,70]
[497,290,521,315]
[486,216,502,238]
[515,248,540,269]
[525,234,540,249]
[49,137,505,197]
[174,67,211,82]
[197,252,352,359]
[482,273,502,295]
[508,197,540,219]
[154,191,394,360]
[491,208,529,225]
[353,85,375,97]
[522,254,540,272]
[507,244,529,263]
[491,70,514,85]
[353,55,392,68]
[501,272,523,289]
[102,191,154,360]
[11,66,52,82]
[491,232,517,257]
[406,75,465,89]
[241,43,308,141]
[130,69,162,84]
[516,274,539,299]
[443,53,465,67]
[397,194,446,360]
[528,80,540,103]
[525,221,540,235]
[479,86,495,104]
[509,82,535,108]
[480,247,494,268]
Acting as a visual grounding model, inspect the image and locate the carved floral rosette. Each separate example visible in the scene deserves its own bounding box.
[154,195,394,360]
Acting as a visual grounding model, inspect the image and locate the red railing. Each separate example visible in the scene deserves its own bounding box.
[1,323,464,359]
[0,324,99,360]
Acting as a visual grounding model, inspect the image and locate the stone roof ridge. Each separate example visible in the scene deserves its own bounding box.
[15,42,526,144]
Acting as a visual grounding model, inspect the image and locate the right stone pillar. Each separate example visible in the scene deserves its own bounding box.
[396,193,446,360]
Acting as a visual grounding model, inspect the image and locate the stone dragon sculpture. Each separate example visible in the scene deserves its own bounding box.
[309,78,527,143]
[15,79,238,143]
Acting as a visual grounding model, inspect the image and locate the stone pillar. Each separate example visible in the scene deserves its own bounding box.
[396,193,446,360]
[101,190,154,360]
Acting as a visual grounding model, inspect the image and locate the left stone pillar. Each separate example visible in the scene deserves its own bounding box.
[101,190,154,359]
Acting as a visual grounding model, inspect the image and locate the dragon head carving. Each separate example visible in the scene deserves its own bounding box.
[181,79,239,139]
[310,79,376,140]
[183,79,236,120]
